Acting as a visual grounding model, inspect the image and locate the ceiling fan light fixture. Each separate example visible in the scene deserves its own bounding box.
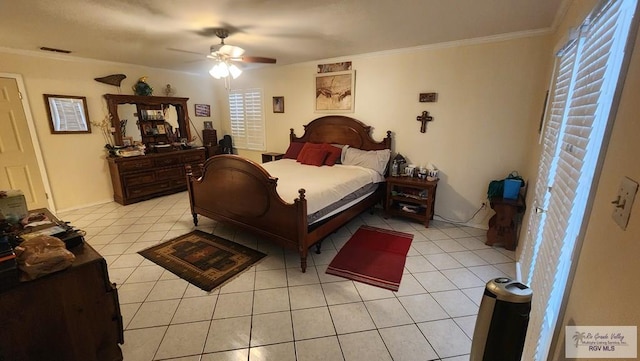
[229,64,242,79]
[209,62,229,79]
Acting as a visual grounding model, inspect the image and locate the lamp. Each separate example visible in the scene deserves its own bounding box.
[209,61,242,80]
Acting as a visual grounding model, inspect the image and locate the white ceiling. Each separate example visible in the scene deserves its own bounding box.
[0,0,566,75]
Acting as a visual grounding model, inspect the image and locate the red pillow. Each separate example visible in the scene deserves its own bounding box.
[300,148,328,166]
[323,144,342,166]
[296,142,324,162]
[283,142,305,159]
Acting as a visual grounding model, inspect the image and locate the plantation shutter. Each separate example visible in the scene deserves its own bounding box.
[521,0,636,360]
[228,88,265,151]
[519,41,579,285]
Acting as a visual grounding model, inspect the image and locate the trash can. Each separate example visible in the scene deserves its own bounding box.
[470,277,533,361]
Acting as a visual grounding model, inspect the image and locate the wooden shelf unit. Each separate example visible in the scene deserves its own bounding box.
[384,176,438,227]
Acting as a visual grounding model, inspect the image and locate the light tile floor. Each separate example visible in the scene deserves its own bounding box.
[58,192,516,361]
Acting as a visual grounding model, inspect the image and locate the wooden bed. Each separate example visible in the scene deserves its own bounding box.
[186,115,391,272]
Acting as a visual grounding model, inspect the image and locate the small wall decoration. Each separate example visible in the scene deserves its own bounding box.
[416,111,433,133]
[419,93,438,102]
[317,61,352,73]
[43,94,91,134]
[195,104,211,117]
[157,124,167,134]
[203,121,213,130]
[273,96,284,113]
[315,70,355,113]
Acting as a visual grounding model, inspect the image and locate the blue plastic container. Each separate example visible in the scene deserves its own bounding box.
[503,179,521,199]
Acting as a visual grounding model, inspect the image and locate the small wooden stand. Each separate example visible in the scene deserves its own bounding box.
[486,196,525,250]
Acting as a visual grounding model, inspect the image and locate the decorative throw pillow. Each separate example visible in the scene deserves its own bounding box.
[283,142,305,159]
[323,144,342,166]
[296,142,324,162]
[342,147,391,175]
[300,148,328,166]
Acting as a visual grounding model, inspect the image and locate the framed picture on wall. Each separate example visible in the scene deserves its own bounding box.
[273,96,284,113]
[43,94,92,134]
[314,70,355,113]
[195,104,211,117]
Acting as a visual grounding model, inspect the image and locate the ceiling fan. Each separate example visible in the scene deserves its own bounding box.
[205,29,276,80]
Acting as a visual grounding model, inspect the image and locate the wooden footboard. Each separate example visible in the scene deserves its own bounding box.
[187,154,306,241]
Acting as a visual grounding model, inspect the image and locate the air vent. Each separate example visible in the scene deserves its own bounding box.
[39,46,71,54]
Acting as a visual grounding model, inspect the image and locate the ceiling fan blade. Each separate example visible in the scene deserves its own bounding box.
[236,56,277,64]
[167,47,206,56]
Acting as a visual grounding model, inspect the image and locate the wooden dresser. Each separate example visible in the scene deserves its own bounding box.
[107,148,206,205]
[0,243,123,361]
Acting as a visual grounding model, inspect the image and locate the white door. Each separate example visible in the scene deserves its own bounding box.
[0,77,49,210]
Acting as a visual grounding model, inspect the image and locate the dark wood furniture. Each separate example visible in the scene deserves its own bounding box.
[203,128,218,146]
[0,210,123,361]
[108,148,206,205]
[486,196,525,250]
[384,176,438,227]
[104,94,192,146]
[186,116,391,272]
[262,152,284,163]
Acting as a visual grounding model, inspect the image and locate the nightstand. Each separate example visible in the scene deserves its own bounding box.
[384,176,438,227]
[262,152,284,163]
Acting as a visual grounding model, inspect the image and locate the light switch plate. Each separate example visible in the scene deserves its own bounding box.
[612,176,638,230]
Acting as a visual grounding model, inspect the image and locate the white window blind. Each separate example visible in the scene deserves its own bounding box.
[520,41,580,285]
[228,88,265,151]
[520,0,636,360]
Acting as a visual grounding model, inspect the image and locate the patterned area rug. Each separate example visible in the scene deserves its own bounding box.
[139,230,266,291]
[326,225,413,291]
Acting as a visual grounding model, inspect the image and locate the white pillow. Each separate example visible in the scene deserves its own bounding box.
[342,147,391,175]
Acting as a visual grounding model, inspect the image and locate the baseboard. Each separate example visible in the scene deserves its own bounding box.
[55,199,114,214]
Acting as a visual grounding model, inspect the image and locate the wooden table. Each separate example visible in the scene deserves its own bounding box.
[262,152,285,163]
[486,196,525,250]
[384,176,438,227]
[0,209,124,361]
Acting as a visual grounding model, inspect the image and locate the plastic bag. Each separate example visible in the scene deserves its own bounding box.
[14,235,75,281]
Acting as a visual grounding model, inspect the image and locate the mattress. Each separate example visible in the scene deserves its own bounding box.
[261,159,384,223]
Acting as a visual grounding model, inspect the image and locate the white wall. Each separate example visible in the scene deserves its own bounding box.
[0,50,221,211]
[219,34,550,228]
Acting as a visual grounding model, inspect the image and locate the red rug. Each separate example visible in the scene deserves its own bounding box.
[326,225,413,291]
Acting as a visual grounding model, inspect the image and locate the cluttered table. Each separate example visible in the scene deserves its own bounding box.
[0,208,124,361]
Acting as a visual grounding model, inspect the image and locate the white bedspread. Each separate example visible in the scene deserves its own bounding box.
[261,159,384,214]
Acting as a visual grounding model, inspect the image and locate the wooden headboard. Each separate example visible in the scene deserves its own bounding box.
[289,115,391,151]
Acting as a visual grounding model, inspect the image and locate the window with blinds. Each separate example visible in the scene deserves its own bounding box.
[228,88,265,151]
[519,0,637,360]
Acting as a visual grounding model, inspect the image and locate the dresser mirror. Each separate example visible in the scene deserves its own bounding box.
[104,94,192,146]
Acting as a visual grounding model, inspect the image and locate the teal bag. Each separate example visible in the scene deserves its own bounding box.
[487,171,524,199]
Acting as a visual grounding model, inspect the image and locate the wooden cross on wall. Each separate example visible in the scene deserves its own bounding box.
[416,111,433,133]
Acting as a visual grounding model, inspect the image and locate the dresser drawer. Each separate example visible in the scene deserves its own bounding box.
[156,167,184,180]
[123,172,156,186]
[118,158,153,172]
[182,153,206,163]
[154,155,181,167]
[126,181,172,198]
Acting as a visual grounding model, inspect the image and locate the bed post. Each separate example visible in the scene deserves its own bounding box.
[185,164,199,226]
[296,188,308,272]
